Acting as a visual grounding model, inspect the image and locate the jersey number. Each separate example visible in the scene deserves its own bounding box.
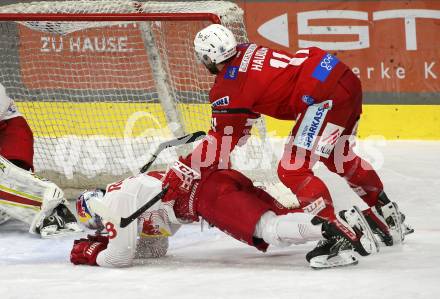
[269,49,309,69]
[105,222,117,239]
[107,180,123,193]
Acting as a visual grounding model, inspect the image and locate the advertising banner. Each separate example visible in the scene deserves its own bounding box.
[238,0,439,104]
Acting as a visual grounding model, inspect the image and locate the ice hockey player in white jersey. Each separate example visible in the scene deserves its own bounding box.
[0,155,82,237]
[71,160,378,269]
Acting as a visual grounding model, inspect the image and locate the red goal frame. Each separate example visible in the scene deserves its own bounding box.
[0,12,221,23]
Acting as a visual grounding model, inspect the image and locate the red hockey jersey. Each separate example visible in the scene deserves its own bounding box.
[210,44,349,120]
[184,44,350,171]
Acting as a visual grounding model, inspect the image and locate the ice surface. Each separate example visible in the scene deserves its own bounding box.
[1,141,439,299]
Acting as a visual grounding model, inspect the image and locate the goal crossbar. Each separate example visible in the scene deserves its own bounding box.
[0,13,221,23]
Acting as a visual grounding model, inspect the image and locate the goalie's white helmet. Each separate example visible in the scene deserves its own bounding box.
[194,24,237,65]
[76,188,105,230]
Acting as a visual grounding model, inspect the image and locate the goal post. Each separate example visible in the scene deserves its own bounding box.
[0,1,275,195]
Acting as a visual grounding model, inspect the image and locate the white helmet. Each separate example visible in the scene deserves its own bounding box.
[194,24,237,65]
[76,188,105,230]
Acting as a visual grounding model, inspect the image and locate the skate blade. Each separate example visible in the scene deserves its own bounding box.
[382,202,405,243]
[40,227,83,239]
[310,251,358,269]
[403,225,415,236]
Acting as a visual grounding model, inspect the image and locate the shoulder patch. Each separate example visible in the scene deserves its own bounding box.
[302,95,315,106]
[224,66,239,80]
[212,96,230,108]
[312,53,339,82]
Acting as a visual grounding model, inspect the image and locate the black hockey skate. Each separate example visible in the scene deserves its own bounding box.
[400,212,415,236]
[55,203,82,234]
[333,206,379,256]
[364,192,414,245]
[35,211,65,238]
[363,206,393,246]
[306,221,358,269]
[36,204,82,238]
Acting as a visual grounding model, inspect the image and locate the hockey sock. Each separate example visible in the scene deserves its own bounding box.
[325,155,384,207]
[254,211,322,247]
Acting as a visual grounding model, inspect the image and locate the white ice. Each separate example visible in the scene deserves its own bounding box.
[1,141,439,299]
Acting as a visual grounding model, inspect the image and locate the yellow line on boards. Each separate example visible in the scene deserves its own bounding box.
[16,102,440,139]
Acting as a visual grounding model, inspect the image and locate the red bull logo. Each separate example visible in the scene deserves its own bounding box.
[76,195,92,223]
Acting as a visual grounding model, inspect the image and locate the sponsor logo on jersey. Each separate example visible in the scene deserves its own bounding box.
[7,102,17,114]
[303,197,326,215]
[224,66,239,80]
[0,162,5,173]
[312,53,339,82]
[251,47,268,71]
[239,44,257,72]
[314,122,345,158]
[212,96,230,108]
[293,104,329,150]
[76,197,92,222]
[302,95,315,106]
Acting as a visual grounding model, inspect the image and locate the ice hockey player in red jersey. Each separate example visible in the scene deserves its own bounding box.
[0,82,33,171]
[186,24,413,251]
[71,160,378,269]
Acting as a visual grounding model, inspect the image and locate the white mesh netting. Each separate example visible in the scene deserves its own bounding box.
[0,1,278,194]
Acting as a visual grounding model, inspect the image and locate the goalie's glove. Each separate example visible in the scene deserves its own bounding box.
[70,234,109,266]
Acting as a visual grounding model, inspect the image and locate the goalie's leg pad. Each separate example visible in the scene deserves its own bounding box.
[0,154,67,234]
[0,184,41,225]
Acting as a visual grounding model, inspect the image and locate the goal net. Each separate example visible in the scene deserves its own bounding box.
[0,1,278,194]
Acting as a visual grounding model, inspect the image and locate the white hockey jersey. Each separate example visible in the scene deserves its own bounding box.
[0,83,21,121]
[95,173,181,268]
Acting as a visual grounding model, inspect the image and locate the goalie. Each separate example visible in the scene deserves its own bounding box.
[71,159,377,269]
[0,155,82,237]
[0,82,81,237]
